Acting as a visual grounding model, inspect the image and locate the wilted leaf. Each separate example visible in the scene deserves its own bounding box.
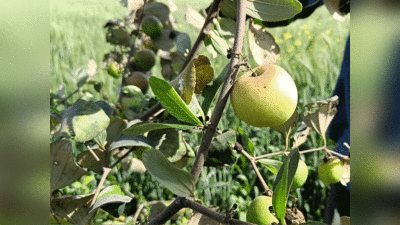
[274,108,298,149]
[193,55,214,94]
[273,149,300,224]
[59,99,110,142]
[76,146,107,174]
[249,21,280,66]
[150,76,202,125]
[258,158,283,175]
[302,96,339,143]
[51,140,87,192]
[123,119,196,137]
[292,121,312,148]
[51,194,95,225]
[106,117,127,147]
[285,207,306,225]
[186,6,205,30]
[142,148,196,197]
[201,63,229,114]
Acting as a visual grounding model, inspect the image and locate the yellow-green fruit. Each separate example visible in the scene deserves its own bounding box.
[107,62,122,78]
[126,72,149,93]
[230,63,298,127]
[318,157,344,185]
[291,159,309,190]
[247,196,279,225]
[141,15,163,39]
[134,49,156,72]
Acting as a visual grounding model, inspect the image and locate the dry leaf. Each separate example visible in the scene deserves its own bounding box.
[186,6,205,30]
[274,108,299,147]
[193,55,214,94]
[292,121,312,148]
[170,60,196,104]
[302,95,339,142]
[51,194,95,225]
[248,21,280,66]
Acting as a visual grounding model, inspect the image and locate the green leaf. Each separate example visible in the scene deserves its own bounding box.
[59,99,110,142]
[149,76,202,125]
[208,30,230,56]
[51,140,87,192]
[258,158,283,175]
[88,194,133,219]
[272,149,300,224]
[201,63,229,114]
[142,148,196,197]
[97,185,125,200]
[248,21,280,66]
[123,119,196,137]
[108,135,152,151]
[148,129,189,163]
[246,0,302,22]
[51,194,95,225]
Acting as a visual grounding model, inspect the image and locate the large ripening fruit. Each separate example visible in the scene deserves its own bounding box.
[133,49,156,72]
[141,15,163,39]
[318,157,344,185]
[126,72,149,93]
[291,159,309,190]
[246,196,279,225]
[230,63,298,127]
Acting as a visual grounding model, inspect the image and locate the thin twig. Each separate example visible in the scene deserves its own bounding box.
[90,167,112,207]
[86,145,100,162]
[110,147,136,168]
[234,142,272,195]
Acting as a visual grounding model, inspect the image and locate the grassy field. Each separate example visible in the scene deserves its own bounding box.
[51,0,349,223]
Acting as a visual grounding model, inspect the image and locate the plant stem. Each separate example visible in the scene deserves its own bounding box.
[191,0,248,181]
[235,142,272,196]
[90,167,112,207]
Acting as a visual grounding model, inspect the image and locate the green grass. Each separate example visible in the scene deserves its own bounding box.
[51,0,349,223]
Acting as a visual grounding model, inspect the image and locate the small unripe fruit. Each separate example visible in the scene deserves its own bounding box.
[247,196,279,225]
[133,49,156,72]
[141,15,163,39]
[291,159,309,190]
[107,62,122,78]
[126,72,149,93]
[230,63,298,127]
[318,157,344,185]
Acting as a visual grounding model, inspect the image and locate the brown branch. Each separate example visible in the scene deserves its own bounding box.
[234,142,272,196]
[147,197,185,225]
[191,0,248,181]
[90,167,112,207]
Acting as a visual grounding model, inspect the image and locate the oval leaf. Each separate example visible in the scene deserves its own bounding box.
[142,148,196,197]
[51,194,95,225]
[108,135,152,151]
[51,140,87,192]
[248,21,280,66]
[123,120,196,137]
[149,76,202,125]
[272,149,300,224]
[193,55,214,94]
[258,158,283,175]
[246,0,302,22]
[97,185,125,200]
